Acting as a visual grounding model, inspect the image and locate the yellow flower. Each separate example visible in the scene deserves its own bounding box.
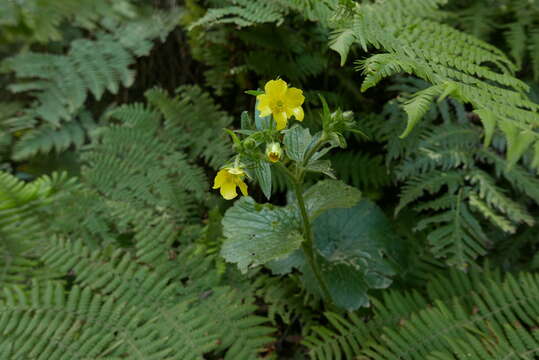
[265,142,282,163]
[213,167,248,200]
[257,79,305,130]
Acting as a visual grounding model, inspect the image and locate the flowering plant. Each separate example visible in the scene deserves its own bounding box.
[215,79,397,310]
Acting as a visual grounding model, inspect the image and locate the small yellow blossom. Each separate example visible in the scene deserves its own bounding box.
[265,142,282,163]
[257,79,305,130]
[213,167,248,200]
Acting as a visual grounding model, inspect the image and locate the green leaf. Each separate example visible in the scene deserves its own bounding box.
[304,160,336,179]
[475,109,497,148]
[245,90,264,96]
[303,180,361,220]
[221,197,302,273]
[401,84,444,138]
[329,28,356,66]
[305,200,397,310]
[267,249,305,275]
[254,160,272,200]
[499,120,536,169]
[283,125,314,162]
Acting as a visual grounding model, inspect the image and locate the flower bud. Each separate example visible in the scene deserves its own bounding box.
[265,142,282,163]
[243,137,257,150]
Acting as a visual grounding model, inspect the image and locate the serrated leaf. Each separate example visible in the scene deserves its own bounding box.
[283,125,314,162]
[303,180,361,220]
[303,200,398,310]
[254,160,272,200]
[221,197,302,273]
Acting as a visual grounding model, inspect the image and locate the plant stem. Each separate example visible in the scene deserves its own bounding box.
[292,179,332,301]
[274,148,332,301]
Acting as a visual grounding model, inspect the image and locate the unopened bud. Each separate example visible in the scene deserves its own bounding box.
[243,137,257,150]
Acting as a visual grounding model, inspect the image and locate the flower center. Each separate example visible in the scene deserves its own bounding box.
[273,100,285,112]
[268,152,279,162]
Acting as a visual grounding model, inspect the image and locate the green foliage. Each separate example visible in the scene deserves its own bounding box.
[354,77,539,268]
[54,85,231,247]
[12,111,97,161]
[3,14,177,127]
[329,151,391,191]
[450,0,539,80]
[306,201,398,310]
[221,196,303,273]
[303,266,539,360]
[0,3,180,164]
[0,81,272,358]
[2,0,539,358]
[0,171,76,288]
[0,0,136,43]
[1,243,273,359]
[344,0,539,166]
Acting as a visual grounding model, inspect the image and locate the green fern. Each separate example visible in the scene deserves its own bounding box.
[2,10,179,163]
[0,0,136,43]
[360,77,539,268]
[0,171,77,288]
[304,266,539,360]
[1,189,274,359]
[329,151,391,190]
[12,111,97,161]
[362,271,539,359]
[189,0,336,29]
[330,0,539,168]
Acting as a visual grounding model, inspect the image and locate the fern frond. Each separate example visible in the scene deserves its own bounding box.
[330,151,391,190]
[0,172,77,288]
[362,272,539,359]
[12,111,96,161]
[190,0,336,29]
[396,171,464,215]
[144,86,234,170]
[332,0,539,164]
[0,0,135,43]
[416,191,489,268]
[36,238,274,360]
[306,266,539,359]
[468,169,534,228]
[3,11,178,131]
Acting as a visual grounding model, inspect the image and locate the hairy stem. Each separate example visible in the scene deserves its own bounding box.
[275,149,331,301]
[293,177,332,301]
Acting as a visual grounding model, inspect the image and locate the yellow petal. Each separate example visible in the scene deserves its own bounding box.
[265,79,288,98]
[259,106,272,117]
[257,95,272,117]
[274,112,288,130]
[213,169,228,189]
[220,180,238,200]
[290,106,304,121]
[237,179,248,196]
[285,87,305,108]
